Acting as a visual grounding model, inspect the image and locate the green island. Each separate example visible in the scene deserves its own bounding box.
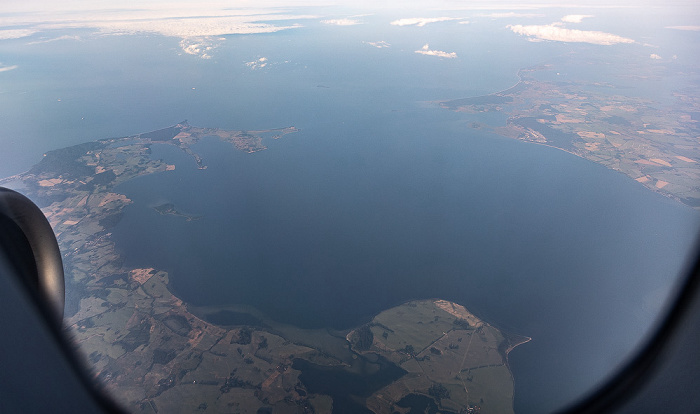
[441,62,700,209]
[152,203,201,221]
[0,121,525,413]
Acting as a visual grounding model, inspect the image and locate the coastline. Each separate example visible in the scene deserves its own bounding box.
[439,61,700,211]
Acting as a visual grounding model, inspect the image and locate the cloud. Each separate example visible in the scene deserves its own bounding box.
[414,44,457,58]
[363,40,390,48]
[0,6,317,45]
[390,17,462,27]
[20,14,309,59]
[72,17,306,38]
[27,35,81,45]
[476,12,545,19]
[179,38,217,59]
[246,57,268,70]
[508,24,635,45]
[0,29,36,40]
[0,64,18,72]
[666,26,700,31]
[561,15,594,23]
[321,18,362,26]
[649,53,662,60]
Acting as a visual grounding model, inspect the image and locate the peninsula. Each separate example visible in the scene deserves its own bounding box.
[442,63,700,209]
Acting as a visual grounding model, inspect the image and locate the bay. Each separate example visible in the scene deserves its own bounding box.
[112,105,699,412]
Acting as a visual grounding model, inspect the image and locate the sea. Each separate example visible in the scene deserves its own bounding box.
[1,11,699,413]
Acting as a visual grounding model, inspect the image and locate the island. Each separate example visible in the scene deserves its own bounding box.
[0,122,525,413]
[152,203,201,221]
[441,62,700,209]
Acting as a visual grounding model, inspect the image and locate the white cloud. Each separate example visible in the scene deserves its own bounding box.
[0,29,36,40]
[321,18,362,26]
[477,12,545,19]
[649,53,662,60]
[561,15,594,23]
[363,40,390,48]
[666,26,700,31]
[179,38,217,59]
[459,20,470,25]
[65,17,306,38]
[0,6,317,49]
[414,44,457,58]
[390,17,462,27]
[0,64,18,72]
[246,57,268,70]
[27,35,81,45]
[508,24,635,45]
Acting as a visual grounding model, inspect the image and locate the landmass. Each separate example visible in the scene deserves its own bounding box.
[0,122,525,413]
[347,300,529,414]
[441,62,700,209]
[152,203,201,221]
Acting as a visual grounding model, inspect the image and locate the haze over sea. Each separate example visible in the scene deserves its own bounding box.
[2,7,700,413]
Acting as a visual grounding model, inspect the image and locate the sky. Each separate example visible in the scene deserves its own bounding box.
[2,0,698,40]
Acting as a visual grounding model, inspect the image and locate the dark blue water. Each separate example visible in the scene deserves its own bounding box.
[3,15,699,413]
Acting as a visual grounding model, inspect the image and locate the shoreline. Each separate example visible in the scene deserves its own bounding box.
[439,62,700,211]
